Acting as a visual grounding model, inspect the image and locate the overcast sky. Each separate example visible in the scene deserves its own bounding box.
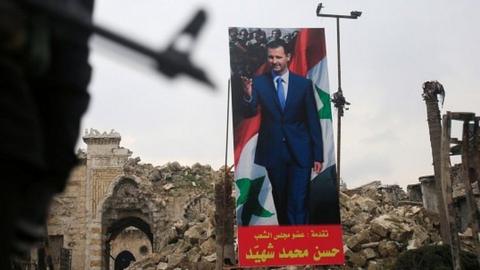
[80,0,480,189]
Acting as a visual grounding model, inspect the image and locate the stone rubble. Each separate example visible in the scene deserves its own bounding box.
[339,181,442,269]
[124,162,219,270]
[123,167,475,270]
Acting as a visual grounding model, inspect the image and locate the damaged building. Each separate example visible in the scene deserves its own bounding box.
[25,122,479,270]
[409,168,480,233]
[38,130,219,270]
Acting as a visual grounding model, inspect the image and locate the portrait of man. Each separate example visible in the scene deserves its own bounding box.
[240,40,323,225]
[230,26,343,267]
[230,28,340,228]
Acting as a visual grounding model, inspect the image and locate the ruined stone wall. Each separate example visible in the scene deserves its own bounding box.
[419,176,439,213]
[86,167,124,270]
[407,184,422,202]
[47,163,87,270]
[45,130,218,270]
[82,130,132,270]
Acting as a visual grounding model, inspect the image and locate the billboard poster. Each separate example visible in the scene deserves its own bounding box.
[229,27,343,267]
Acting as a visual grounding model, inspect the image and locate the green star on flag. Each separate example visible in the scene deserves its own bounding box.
[236,176,274,225]
[315,85,332,120]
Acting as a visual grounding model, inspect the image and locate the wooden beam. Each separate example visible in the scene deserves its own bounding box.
[462,116,480,266]
[441,112,462,270]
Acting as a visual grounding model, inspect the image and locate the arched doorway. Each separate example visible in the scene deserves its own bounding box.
[114,250,135,270]
[100,176,156,270]
[106,217,153,244]
[105,217,153,270]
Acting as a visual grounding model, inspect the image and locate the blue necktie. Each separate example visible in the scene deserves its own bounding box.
[276,76,286,110]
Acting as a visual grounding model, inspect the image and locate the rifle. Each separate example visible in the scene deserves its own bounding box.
[19,0,215,88]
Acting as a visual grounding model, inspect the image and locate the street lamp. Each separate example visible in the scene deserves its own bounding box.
[316,3,361,188]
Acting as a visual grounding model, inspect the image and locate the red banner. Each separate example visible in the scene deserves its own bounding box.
[238,225,344,267]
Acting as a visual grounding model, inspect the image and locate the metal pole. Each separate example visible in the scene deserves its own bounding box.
[220,80,231,269]
[337,112,342,188]
[335,17,342,185]
[317,4,361,187]
[336,18,342,93]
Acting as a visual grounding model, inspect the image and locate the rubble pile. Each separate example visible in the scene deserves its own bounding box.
[341,181,442,269]
[149,161,216,191]
[126,219,217,270]
[121,166,473,270]
[123,158,218,193]
[123,161,220,270]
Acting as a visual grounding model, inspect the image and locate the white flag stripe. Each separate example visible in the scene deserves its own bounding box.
[307,58,329,92]
[320,119,336,170]
[307,57,336,174]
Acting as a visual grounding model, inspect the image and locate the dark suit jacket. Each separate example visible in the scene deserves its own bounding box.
[243,72,323,168]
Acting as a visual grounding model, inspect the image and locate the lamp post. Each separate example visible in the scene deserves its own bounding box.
[316,3,361,188]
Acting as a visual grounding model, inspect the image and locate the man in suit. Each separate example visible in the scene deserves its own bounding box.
[241,40,323,225]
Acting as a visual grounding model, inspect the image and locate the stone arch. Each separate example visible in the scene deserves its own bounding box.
[96,175,143,219]
[106,218,153,270]
[100,176,157,270]
[106,217,153,244]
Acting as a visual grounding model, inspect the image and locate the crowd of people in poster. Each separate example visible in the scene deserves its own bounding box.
[229,28,299,79]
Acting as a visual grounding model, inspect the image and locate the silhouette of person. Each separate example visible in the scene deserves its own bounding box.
[0,0,94,267]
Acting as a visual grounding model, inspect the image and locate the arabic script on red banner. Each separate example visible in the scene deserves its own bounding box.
[238,225,344,267]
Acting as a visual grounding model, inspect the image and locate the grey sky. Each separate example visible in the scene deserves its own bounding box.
[80,0,480,189]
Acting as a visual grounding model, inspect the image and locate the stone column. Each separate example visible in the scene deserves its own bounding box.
[82,129,131,270]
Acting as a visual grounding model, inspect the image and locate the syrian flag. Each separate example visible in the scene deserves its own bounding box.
[233,28,339,226]
[291,29,339,224]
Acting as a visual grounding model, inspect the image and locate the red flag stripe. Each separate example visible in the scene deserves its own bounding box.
[234,111,261,168]
[289,29,326,77]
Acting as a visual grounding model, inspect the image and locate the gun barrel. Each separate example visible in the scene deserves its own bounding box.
[21,0,214,88]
